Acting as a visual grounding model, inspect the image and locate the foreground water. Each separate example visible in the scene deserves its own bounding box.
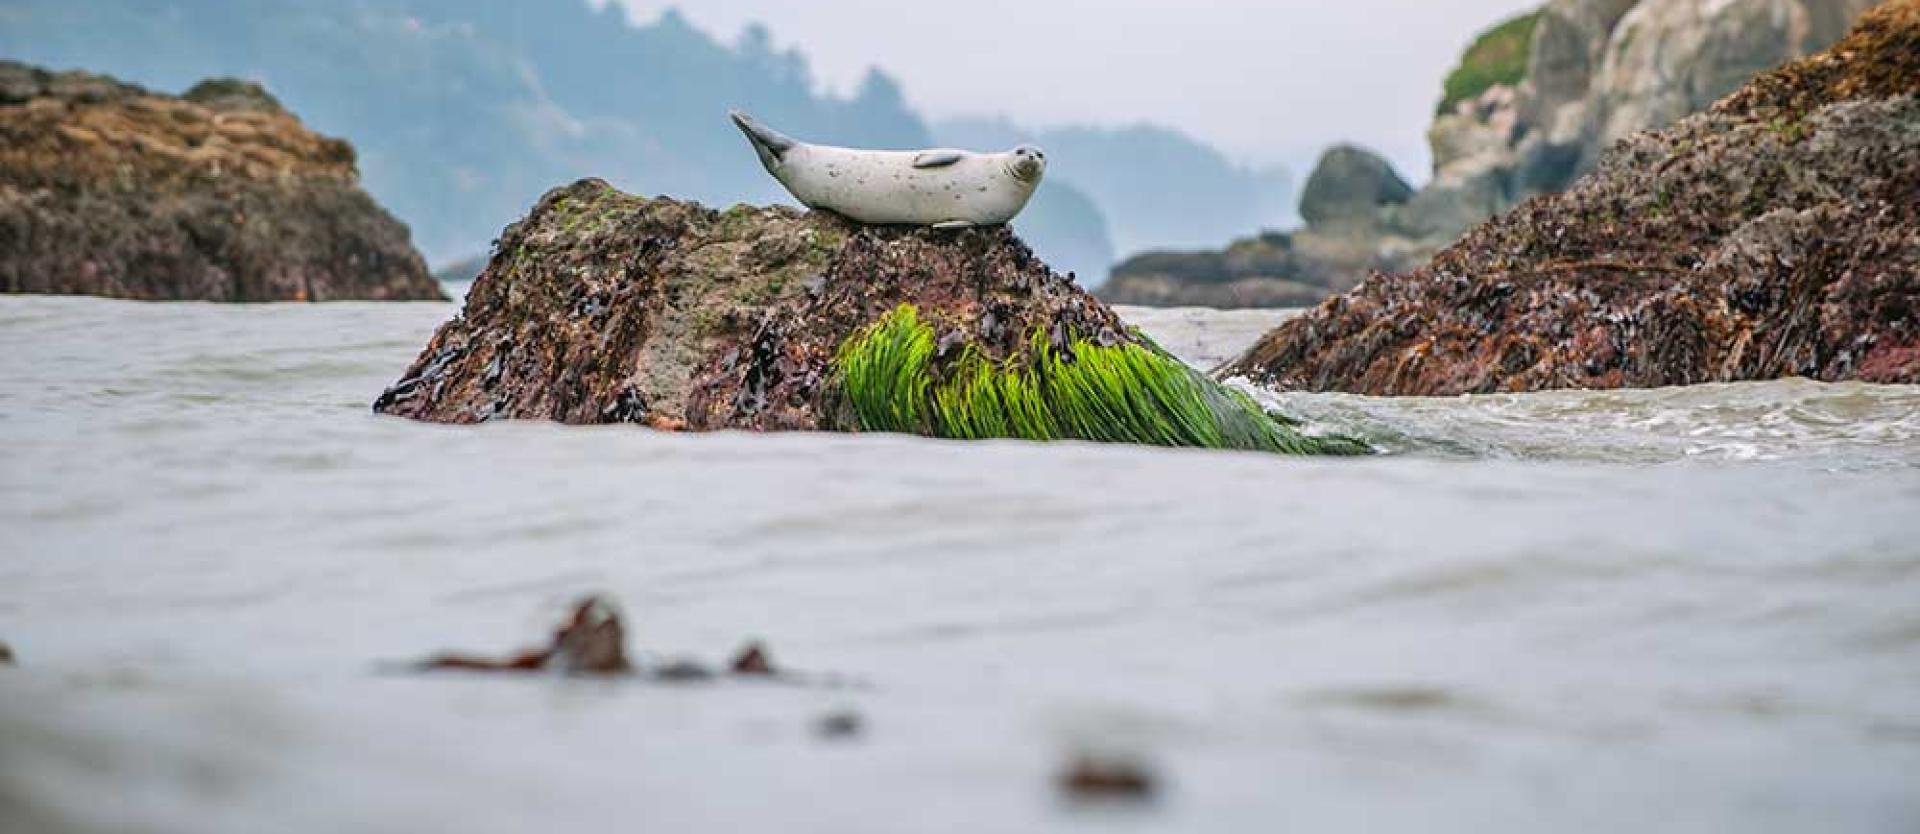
[2,294,1917,833]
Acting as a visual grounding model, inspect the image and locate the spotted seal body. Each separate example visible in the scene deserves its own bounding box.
[730,110,1045,228]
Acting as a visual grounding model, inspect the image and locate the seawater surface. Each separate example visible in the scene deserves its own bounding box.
[2,295,1918,833]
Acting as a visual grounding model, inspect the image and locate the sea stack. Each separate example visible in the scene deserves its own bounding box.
[0,62,442,301]
[374,178,1364,455]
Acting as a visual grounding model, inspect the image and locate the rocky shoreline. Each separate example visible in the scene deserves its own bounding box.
[0,62,441,301]
[1223,0,1919,393]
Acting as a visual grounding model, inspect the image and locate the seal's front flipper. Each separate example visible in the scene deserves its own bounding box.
[932,220,975,230]
[912,150,964,169]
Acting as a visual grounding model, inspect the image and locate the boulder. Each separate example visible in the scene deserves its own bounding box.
[1297,145,1414,230]
[374,179,1365,455]
[1222,0,1920,394]
[0,62,441,301]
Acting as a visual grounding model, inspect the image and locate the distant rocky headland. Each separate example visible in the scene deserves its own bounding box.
[375,179,1364,455]
[0,62,441,301]
[1223,0,1919,393]
[1105,0,1877,309]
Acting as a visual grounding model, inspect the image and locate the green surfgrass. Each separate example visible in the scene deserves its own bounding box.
[1438,9,1541,114]
[834,305,1369,455]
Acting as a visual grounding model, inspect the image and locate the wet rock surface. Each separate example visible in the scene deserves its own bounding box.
[375,178,1358,454]
[0,62,441,301]
[1224,1,1920,394]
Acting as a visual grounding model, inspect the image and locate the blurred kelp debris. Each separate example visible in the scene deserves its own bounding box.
[728,641,776,676]
[414,595,799,683]
[0,641,14,666]
[1057,754,1157,802]
[419,595,632,675]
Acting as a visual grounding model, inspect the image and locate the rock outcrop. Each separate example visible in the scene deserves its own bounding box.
[1104,0,1873,310]
[1097,233,1331,309]
[1426,0,1875,240]
[374,179,1364,455]
[0,62,441,301]
[1100,145,1431,309]
[1223,0,1920,393]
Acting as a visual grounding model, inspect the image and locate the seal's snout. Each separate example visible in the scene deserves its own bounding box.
[1009,144,1046,183]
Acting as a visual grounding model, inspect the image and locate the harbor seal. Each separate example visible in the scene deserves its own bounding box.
[730,110,1045,229]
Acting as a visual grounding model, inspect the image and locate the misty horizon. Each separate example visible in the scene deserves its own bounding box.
[607,0,1541,183]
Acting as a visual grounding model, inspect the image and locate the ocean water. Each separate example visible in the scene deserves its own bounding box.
[1,294,1917,833]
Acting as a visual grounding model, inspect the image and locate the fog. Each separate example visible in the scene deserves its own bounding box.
[613,0,1541,182]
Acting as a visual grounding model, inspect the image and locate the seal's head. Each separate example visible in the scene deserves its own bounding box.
[1007,144,1046,183]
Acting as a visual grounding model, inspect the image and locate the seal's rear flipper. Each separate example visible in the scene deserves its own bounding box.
[729,110,797,170]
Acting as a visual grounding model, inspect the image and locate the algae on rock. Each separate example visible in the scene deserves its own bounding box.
[375,178,1361,455]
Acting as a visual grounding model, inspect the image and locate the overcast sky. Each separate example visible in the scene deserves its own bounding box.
[612,0,1539,182]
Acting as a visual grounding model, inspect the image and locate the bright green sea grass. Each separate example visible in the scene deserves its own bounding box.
[835,305,1369,455]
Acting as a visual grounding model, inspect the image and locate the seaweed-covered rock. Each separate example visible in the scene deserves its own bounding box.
[1223,0,1920,394]
[0,62,441,301]
[374,179,1362,455]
